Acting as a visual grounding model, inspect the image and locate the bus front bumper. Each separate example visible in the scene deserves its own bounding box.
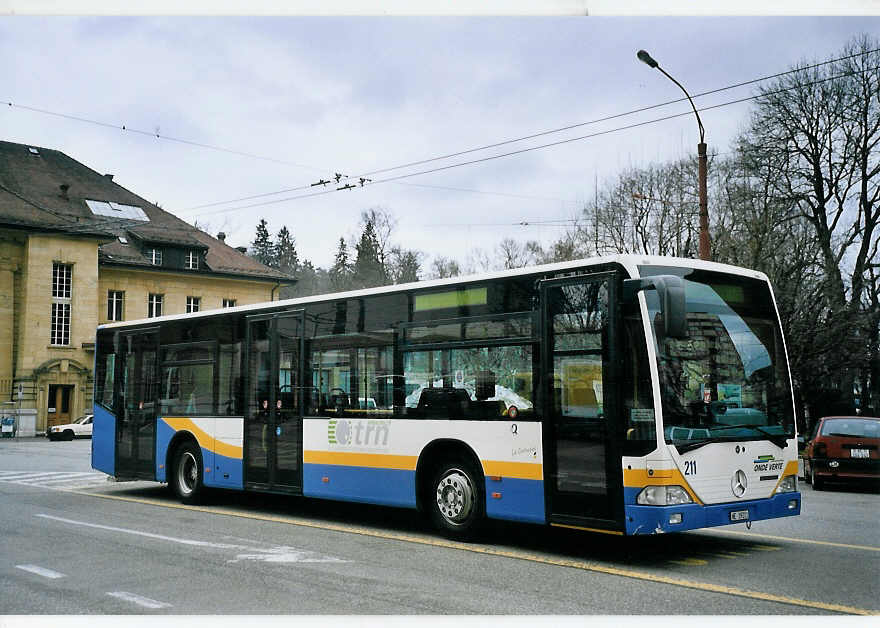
[624,492,801,535]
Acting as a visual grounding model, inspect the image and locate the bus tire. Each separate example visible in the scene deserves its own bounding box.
[428,457,484,539]
[170,440,204,504]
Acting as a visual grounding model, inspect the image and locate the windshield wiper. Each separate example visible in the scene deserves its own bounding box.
[710,424,790,449]
[673,425,790,454]
[675,438,717,454]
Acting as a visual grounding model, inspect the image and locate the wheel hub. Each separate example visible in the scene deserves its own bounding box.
[436,469,474,525]
[179,451,197,495]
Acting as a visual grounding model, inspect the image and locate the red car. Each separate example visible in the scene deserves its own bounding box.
[803,416,880,489]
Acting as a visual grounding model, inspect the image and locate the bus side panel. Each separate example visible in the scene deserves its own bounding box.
[211,418,244,489]
[302,418,545,522]
[483,476,545,524]
[303,461,417,507]
[91,404,116,476]
[156,417,244,490]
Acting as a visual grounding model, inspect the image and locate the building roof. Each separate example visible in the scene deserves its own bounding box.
[0,140,293,283]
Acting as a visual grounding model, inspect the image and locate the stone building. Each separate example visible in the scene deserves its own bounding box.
[0,140,293,433]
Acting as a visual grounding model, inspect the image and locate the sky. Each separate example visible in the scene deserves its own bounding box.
[3,12,879,272]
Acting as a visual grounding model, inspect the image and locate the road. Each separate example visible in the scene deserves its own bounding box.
[1,437,878,616]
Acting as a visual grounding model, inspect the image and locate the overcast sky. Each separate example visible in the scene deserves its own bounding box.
[3,14,879,270]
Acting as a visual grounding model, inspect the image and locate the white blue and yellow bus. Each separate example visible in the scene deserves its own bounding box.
[91,255,801,538]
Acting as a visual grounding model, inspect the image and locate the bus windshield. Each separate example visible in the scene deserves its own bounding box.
[640,266,795,451]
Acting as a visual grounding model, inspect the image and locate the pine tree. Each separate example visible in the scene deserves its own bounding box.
[353,220,388,289]
[250,218,275,267]
[275,226,299,276]
[329,237,352,291]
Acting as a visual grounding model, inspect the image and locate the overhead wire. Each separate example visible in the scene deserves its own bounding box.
[181,45,880,213]
[5,47,877,220]
[198,59,880,216]
[3,101,326,173]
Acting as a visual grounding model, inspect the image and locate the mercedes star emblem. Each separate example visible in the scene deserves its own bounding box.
[731,469,748,497]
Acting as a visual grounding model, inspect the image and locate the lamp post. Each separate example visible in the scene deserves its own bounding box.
[637,49,710,261]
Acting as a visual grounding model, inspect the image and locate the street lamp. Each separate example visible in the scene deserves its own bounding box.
[637,49,710,261]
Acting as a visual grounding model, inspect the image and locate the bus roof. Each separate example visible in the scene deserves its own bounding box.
[97,254,769,331]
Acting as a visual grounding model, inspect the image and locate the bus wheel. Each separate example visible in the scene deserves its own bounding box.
[429,458,484,539]
[171,441,203,504]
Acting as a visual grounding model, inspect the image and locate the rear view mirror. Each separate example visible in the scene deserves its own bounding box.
[623,275,688,339]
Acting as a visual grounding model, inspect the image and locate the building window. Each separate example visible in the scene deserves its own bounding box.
[185,251,199,270]
[148,248,162,266]
[107,290,125,321]
[186,296,201,313]
[51,263,72,345]
[148,293,164,318]
[222,298,236,308]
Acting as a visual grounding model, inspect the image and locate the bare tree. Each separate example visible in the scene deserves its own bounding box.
[428,256,462,279]
[736,35,880,416]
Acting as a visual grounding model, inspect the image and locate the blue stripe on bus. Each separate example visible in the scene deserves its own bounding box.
[303,462,546,523]
[623,491,801,535]
[155,419,175,483]
[206,451,243,489]
[484,477,546,524]
[303,463,417,508]
[91,405,116,476]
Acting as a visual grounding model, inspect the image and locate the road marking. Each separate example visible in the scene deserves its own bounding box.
[1,472,86,481]
[107,591,172,609]
[16,564,66,579]
[703,528,880,553]
[70,490,879,616]
[36,513,346,564]
[752,544,782,551]
[669,558,708,566]
[0,471,111,490]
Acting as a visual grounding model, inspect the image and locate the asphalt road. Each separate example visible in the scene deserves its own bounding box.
[1,437,878,616]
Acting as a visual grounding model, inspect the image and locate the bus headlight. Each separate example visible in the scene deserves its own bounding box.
[775,475,797,494]
[636,485,693,506]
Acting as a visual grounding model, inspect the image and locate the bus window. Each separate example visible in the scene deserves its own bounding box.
[308,343,393,417]
[403,344,534,420]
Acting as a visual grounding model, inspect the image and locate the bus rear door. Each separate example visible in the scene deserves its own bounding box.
[117,328,159,479]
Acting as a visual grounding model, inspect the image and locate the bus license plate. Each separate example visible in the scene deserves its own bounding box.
[730,510,749,522]
[850,449,869,458]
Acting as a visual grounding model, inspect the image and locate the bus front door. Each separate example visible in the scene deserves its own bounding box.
[117,328,159,479]
[245,311,304,492]
[541,273,623,530]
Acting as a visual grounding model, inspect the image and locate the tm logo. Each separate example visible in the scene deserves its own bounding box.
[328,418,389,448]
[328,419,351,445]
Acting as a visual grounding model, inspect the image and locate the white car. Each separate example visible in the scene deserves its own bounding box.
[47,414,93,441]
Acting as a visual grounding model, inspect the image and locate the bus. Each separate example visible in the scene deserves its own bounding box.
[91,255,801,538]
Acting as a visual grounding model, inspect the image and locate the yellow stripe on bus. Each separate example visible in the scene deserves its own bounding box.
[481,460,543,481]
[303,450,418,471]
[303,450,543,481]
[162,418,243,460]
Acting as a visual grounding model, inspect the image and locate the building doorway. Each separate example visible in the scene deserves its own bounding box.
[47,384,74,427]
